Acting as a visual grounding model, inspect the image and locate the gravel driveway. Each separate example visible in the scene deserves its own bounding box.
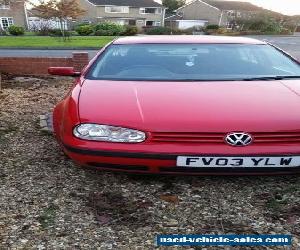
[1,75,300,249]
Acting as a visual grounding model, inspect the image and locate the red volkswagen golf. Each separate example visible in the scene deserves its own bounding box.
[49,36,300,175]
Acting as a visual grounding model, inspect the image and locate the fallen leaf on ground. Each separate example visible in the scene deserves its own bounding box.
[159,195,179,204]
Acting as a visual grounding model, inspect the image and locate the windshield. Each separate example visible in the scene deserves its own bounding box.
[87,44,300,81]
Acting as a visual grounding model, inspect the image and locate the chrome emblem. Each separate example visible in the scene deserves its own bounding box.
[225,132,253,146]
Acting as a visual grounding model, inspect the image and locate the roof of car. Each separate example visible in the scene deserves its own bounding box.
[113,36,266,45]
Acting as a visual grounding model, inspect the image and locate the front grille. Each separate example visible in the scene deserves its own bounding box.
[87,162,148,171]
[150,131,300,145]
[252,132,300,144]
[151,132,224,144]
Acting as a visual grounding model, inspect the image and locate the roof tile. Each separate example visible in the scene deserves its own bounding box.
[202,0,262,11]
[87,0,162,7]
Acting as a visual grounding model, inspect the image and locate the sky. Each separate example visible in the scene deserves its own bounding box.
[229,0,300,16]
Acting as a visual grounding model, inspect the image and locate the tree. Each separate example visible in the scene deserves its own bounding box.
[0,0,29,6]
[162,0,186,14]
[31,0,86,40]
[282,16,300,33]
[0,0,11,5]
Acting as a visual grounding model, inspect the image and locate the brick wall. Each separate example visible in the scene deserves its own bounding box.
[0,52,89,75]
[72,52,90,72]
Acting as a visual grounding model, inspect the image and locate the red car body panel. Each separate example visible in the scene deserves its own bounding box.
[78,80,300,132]
[52,36,300,175]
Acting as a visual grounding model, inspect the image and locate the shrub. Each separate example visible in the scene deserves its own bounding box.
[94,22,125,36]
[145,26,172,35]
[8,25,24,36]
[75,25,94,36]
[248,20,268,31]
[241,18,282,34]
[121,25,138,36]
[76,22,91,27]
[94,29,115,36]
[0,28,7,36]
[238,30,262,35]
[36,28,51,36]
[205,24,219,30]
[69,31,78,36]
[280,28,292,35]
[36,26,52,36]
[177,28,195,35]
[49,28,63,36]
[215,28,228,34]
[30,22,52,36]
[262,23,281,33]
[49,29,72,38]
[204,30,214,35]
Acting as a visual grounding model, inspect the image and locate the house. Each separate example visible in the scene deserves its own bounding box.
[203,0,265,28]
[165,0,227,30]
[78,0,166,28]
[203,0,263,20]
[27,9,68,31]
[165,0,264,30]
[203,1,286,30]
[0,0,28,30]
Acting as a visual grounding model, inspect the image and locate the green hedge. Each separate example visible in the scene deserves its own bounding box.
[74,22,138,36]
[205,24,219,30]
[94,22,125,36]
[121,25,138,36]
[8,25,25,36]
[145,27,172,35]
[75,25,94,36]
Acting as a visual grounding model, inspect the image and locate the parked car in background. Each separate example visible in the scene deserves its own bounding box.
[49,35,300,175]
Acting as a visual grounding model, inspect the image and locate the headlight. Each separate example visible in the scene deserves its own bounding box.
[73,124,146,143]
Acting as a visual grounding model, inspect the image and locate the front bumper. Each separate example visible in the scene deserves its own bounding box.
[63,144,300,175]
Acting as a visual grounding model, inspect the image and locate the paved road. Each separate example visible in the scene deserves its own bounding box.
[249,35,300,59]
[0,35,299,59]
[0,49,98,59]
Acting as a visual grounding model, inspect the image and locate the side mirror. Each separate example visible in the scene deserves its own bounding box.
[48,67,81,77]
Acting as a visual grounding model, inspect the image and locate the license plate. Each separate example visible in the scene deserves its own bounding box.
[176,156,300,168]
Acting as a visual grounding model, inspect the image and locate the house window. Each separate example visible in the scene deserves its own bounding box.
[227,10,236,17]
[145,20,161,26]
[81,19,92,24]
[136,20,145,26]
[140,8,162,14]
[105,6,129,13]
[226,22,233,29]
[0,0,10,9]
[145,21,153,26]
[110,19,128,25]
[1,17,13,29]
[128,20,136,26]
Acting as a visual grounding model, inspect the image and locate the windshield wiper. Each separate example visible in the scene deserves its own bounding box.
[243,76,300,81]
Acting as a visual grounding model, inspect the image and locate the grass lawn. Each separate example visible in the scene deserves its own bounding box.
[0,36,115,48]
